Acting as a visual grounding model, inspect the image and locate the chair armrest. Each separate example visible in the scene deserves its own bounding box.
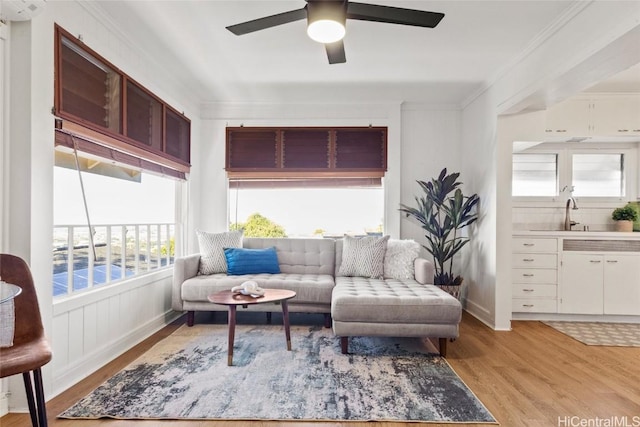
[414,258,435,285]
[172,254,201,311]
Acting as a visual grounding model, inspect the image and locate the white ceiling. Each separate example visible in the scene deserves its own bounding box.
[91,1,634,106]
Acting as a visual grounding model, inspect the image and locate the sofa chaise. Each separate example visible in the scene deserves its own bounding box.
[172,234,462,356]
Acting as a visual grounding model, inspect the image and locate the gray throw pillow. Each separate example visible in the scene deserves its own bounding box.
[196,230,243,275]
[338,235,390,279]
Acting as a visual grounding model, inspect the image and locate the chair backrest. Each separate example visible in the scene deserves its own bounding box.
[0,254,46,346]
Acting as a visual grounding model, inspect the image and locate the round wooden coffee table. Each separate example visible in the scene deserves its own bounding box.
[208,289,296,366]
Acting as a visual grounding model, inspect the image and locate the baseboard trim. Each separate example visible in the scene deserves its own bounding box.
[463,298,497,330]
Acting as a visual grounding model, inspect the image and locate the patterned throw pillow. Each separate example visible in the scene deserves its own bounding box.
[383,239,420,280]
[338,235,390,279]
[196,230,243,275]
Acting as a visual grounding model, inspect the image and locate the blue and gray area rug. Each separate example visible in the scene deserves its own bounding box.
[59,324,496,423]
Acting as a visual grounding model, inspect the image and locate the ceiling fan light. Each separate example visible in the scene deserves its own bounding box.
[307,19,345,44]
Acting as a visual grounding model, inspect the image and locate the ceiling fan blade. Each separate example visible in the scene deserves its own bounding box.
[347,2,444,28]
[226,8,307,35]
[325,40,346,64]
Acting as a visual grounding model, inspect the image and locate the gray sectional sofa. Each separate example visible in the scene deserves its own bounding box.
[172,236,462,356]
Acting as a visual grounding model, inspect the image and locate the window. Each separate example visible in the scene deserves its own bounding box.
[512,153,558,196]
[572,154,624,197]
[53,164,176,297]
[226,126,387,237]
[512,146,632,200]
[229,186,384,238]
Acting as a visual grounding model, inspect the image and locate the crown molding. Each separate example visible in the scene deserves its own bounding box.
[461,1,593,110]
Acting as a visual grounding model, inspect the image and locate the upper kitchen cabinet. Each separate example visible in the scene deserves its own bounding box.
[544,94,640,137]
[591,95,640,136]
[544,98,591,136]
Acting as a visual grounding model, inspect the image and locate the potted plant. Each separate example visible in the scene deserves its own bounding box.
[399,168,480,299]
[612,204,639,232]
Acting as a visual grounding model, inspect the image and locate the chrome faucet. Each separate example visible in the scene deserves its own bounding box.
[564,197,579,230]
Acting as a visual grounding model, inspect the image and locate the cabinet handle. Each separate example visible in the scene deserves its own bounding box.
[522,289,535,292]
[522,304,534,307]
[633,129,640,132]
[523,243,535,247]
[606,260,618,263]
[590,260,601,263]
[617,129,629,132]
[522,258,534,262]
[522,274,534,277]
[556,129,567,133]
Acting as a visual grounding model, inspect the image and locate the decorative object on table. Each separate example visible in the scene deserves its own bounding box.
[399,168,480,299]
[231,280,265,297]
[59,324,496,423]
[611,204,638,232]
[0,254,53,427]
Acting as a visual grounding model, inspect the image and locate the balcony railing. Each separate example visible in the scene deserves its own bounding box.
[53,223,175,297]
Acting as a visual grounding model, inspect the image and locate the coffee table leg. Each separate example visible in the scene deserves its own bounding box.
[227,305,237,366]
[281,300,292,351]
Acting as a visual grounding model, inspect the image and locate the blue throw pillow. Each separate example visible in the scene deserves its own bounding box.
[224,247,281,275]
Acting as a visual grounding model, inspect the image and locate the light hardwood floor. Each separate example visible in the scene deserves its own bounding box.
[2,311,639,427]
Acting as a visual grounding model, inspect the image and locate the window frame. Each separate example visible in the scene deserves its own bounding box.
[512,143,637,208]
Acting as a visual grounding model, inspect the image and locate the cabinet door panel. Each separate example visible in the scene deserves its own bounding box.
[592,97,640,136]
[545,98,590,136]
[560,253,603,314]
[603,255,640,315]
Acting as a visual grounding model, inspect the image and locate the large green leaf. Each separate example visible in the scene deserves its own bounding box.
[399,167,479,285]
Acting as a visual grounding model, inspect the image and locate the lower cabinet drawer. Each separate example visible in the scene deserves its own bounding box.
[512,284,557,298]
[512,298,557,313]
[511,253,557,268]
[512,268,557,284]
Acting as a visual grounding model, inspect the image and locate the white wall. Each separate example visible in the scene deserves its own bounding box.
[399,103,462,254]
[461,1,640,330]
[1,1,200,413]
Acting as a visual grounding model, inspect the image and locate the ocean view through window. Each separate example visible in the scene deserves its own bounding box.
[53,166,176,297]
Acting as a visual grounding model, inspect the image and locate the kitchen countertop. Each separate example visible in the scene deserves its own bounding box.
[514,230,640,238]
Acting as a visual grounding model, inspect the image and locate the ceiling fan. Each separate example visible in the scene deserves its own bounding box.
[226,0,444,64]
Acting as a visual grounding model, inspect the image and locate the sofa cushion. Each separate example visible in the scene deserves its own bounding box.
[196,230,243,275]
[383,239,420,280]
[338,235,390,279]
[182,273,335,305]
[224,247,280,275]
[332,276,461,324]
[243,237,335,275]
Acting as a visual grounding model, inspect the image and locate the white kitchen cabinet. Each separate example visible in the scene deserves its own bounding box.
[545,94,640,137]
[512,237,559,313]
[603,255,640,315]
[591,96,640,136]
[560,252,640,315]
[544,98,591,136]
[560,252,604,314]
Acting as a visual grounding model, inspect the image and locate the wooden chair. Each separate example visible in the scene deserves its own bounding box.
[0,254,52,427]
